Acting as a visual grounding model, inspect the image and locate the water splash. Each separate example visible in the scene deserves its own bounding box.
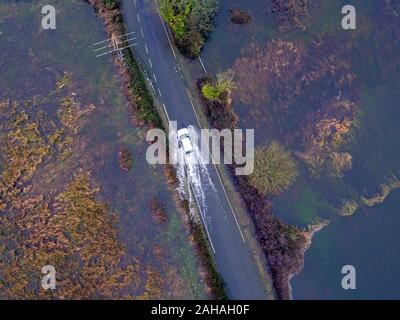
[172,125,216,223]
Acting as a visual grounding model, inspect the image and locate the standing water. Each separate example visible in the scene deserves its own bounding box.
[173,125,216,226]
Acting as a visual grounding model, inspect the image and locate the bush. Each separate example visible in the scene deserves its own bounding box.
[160,0,218,58]
[338,199,358,216]
[249,141,298,196]
[103,0,119,10]
[176,29,204,58]
[198,77,238,130]
[202,83,221,101]
[201,70,235,101]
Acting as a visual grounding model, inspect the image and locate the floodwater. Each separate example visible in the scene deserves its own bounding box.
[0,0,205,299]
[198,0,400,299]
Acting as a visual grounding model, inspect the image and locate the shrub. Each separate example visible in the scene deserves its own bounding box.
[229,9,252,25]
[198,76,238,130]
[160,0,218,58]
[160,0,192,39]
[201,70,235,101]
[202,83,221,101]
[248,141,298,196]
[150,197,168,224]
[176,29,204,58]
[338,199,358,216]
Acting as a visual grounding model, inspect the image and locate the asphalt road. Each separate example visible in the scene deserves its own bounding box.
[120,0,269,299]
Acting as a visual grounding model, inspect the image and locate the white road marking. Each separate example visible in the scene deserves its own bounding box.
[198,56,208,74]
[148,58,153,68]
[145,44,149,54]
[137,13,141,23]
[153,73,158,83]
[134,0,137,7]
[213,164,245,242]
[158,88,162,97]
[186,89,201,126]
[162,103,170,123]
[141,28,145,38]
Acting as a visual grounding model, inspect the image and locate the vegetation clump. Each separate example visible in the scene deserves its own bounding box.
[160,0,218,58]
[232,40,304,107]
[269,0,309,32]
[361,175,400,207]
[338,199,358,216]
[119,146,134,172]
[201,70,235,102]
[248,141,299,196]
[198,74,238,130]
[55,72,71,90]
[229,9,252,25]
[150,197,168,224]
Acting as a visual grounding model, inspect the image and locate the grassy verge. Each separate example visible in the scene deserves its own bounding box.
[191,222,227,300]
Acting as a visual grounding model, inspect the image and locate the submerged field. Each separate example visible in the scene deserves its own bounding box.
[0,0,206,299]
[195,0,400,298]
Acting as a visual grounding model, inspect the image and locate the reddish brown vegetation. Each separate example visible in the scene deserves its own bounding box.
[295,41,359,177]
[232,40,304,108]
[118,146,133,171]
[269,0,309,31]
[232,38,359,176]
[150,197,168,224]
[229,9,253,25]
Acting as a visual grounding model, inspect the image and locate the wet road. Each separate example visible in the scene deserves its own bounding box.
[120,0,270,299]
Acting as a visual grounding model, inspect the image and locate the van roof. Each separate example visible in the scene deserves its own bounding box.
[181,137,193,153]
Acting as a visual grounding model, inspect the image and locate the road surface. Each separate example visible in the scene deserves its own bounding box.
[120,0,270,299]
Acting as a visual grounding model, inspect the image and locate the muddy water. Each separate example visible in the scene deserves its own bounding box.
[198,0,400,299]
[0,0,205,299]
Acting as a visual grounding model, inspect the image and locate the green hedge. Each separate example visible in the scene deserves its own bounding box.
[124,49,163,128]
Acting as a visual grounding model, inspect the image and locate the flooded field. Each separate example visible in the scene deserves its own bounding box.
[0,0,206,299]
[197,0,400,298]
